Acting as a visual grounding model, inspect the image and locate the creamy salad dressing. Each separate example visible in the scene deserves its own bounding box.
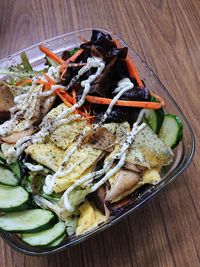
[24,162,44,172]
[97,78,133,126]
[63,111,146,212]
[57,57,105,120]
[0,84,43,137]
[2,57,106,163]
[0,66,60,138]
[1,54,146,213]
[15,114,81,158]
[43,78,134,195]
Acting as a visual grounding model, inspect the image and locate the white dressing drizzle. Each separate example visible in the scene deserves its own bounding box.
[24,162,44,172]
[97,78,133,126]
[43,78,134,195]
[57,57,105,120]
[0,84,43,137]
[0,65,60,138]
[15,114,81,157]
[3,56,105,163]
[63,110,146,212]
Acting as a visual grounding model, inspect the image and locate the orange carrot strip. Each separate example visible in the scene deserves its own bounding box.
[39,44,66,65]
[150,92,166,107]
[125,57,144,88]
[56,91,72,108]
[113,36,144,88]
[112,35,122,48]
[86,95,163,110]
[36,80,46,85]
[56,89,74,104]
[16,79,32,86]
[35,79,51,90]
[66,49,84,64]
[60,49,84,79]
[56,89,95,120]
[57,91,89,117]
[43,73,55,85]
[72,88,77,104]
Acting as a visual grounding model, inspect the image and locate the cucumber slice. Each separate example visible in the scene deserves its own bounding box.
[0,209,57,233]
[159,114,183,148]
[143,108,164,134]
[0,148,6,160]
[22,222,65,246]
[0,185,29,212]
[8,162,21,179]
[0,166,18,186]
[0,151,6,165]
[48,233,66,247]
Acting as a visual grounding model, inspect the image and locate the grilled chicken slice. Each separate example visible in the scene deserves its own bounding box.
[82,127,115,152]
[0,85,14,120]
[106,169,140,202]
[0,127,36,144]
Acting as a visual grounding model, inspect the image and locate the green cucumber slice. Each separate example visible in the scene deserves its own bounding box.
[0,150,6,164]
[0,185,29,212]
[22,222,65,246]
[48,233,66,247]
[0,209,57,233]
[143,108,164,134]
[0,166,18,186]
[8,162,21,179]
[159,114,183,148]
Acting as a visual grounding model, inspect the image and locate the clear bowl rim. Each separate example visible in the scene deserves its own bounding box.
[0,27,195,256]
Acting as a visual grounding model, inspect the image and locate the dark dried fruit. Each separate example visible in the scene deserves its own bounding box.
[94,106,129,123]
[115,87,151,101]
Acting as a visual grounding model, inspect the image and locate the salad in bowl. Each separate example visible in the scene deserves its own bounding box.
[0,29,184,249]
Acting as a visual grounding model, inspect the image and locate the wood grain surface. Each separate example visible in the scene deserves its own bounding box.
[0,0,199,266]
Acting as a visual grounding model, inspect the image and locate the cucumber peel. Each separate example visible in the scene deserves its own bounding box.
[143,108,164,134]
[0,166,18,186]
[22,221,65,246]
[0,209,57,233]
[48,233,66,247]
[159,114,183,148]
[0,185,29,212]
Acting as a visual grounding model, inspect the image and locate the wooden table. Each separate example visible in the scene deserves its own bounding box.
[0,0,199,266]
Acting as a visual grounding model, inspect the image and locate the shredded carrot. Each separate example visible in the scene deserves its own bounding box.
[57,89,74,104]
[112,35,122,48]
[125,57,144,88]
[59,64,67,73]
[39,44,66,65]
[57,89,94,119]
[43,73,55,85]
[150,92,166,107]
[66,49,84,64]
[86,95,164,110]
[60,49,84,79]
[56,91,72,108]
[16,79,32,86]
[36,80,47,85]
[72,88,77,104]
[83,106,88,114]
[112,36,144,88]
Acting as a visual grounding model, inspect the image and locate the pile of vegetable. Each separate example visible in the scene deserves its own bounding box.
[0,30,183,248]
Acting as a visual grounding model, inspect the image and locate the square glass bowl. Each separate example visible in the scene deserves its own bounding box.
[0,28,195,255]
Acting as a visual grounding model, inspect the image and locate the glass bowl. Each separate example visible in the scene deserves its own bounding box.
[0,28,195,255]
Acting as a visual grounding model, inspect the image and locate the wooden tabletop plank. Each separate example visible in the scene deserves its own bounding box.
[0,0,199,266]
